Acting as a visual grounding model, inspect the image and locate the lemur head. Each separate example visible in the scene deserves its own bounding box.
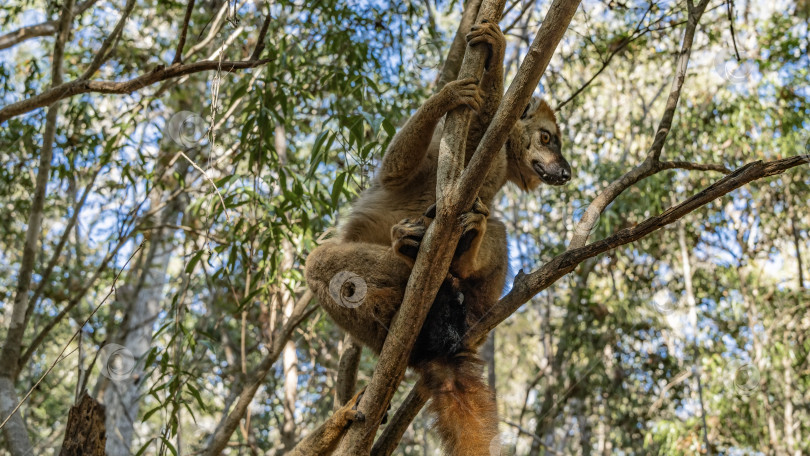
[506,97,572,190]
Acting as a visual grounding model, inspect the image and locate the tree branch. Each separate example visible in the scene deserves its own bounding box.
[0,0,76,452]
[568,0,711,249]
[369,380,429,456]
[27,166,102,317]
[173,0,197,64]
[437,0,484,89]
[468,156,808,343]
[0,59,269,124]
[79,0,137,80]
[0,0,97,51]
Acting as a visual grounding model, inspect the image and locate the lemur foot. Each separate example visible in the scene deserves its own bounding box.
[352,387,391,425]
[456,197,489,256]
[336,387,367,424]
[392,217,428,266]
[441,77,484,112]
[466,21,505,71]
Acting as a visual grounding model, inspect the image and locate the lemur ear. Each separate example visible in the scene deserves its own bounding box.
[521,103,531,119]
[521,97,540,119]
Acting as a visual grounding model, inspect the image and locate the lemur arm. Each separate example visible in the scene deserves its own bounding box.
[378,78,482,188]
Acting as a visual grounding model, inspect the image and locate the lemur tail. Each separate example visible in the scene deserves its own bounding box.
[418,351,499,456]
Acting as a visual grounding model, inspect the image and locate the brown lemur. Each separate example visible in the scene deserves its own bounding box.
[305,21,571,455]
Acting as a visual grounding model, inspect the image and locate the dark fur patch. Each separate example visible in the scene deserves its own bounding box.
[409,278,468,365]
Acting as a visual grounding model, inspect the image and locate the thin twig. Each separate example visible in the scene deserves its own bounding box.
[28,166,102,311]
[727,0,741,60]
[179,151,230,222]
[174,0,197,64]
[79,0,138,80]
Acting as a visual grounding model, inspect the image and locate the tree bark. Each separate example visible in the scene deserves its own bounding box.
[59,391,106,456]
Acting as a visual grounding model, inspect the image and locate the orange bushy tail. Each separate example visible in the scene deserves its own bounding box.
[418,351,499,456]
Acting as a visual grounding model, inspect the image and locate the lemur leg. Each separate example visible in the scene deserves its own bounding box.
[451,197,490,279]
[379,78,483,188]
[305,240,411,354]
[459,218,508,336]
[288,387,366,456]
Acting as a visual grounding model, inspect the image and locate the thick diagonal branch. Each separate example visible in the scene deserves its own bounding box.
[339,1,581,454]
[469,156,808,342]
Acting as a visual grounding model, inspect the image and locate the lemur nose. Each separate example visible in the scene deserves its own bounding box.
[560,167,571,181]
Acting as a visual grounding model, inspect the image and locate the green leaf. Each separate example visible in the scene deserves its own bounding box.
[331,172,346,207]
[185,250,205,274]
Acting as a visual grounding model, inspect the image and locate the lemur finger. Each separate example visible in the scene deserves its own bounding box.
[470,196,490,217]
[456,77,478,86]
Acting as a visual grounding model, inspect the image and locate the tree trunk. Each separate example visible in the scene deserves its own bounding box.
[102,148,190,455]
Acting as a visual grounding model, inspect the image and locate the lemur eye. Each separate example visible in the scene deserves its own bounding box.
[540,132,551,144]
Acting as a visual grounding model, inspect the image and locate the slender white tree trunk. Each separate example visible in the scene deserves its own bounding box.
[103,219,176,455]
